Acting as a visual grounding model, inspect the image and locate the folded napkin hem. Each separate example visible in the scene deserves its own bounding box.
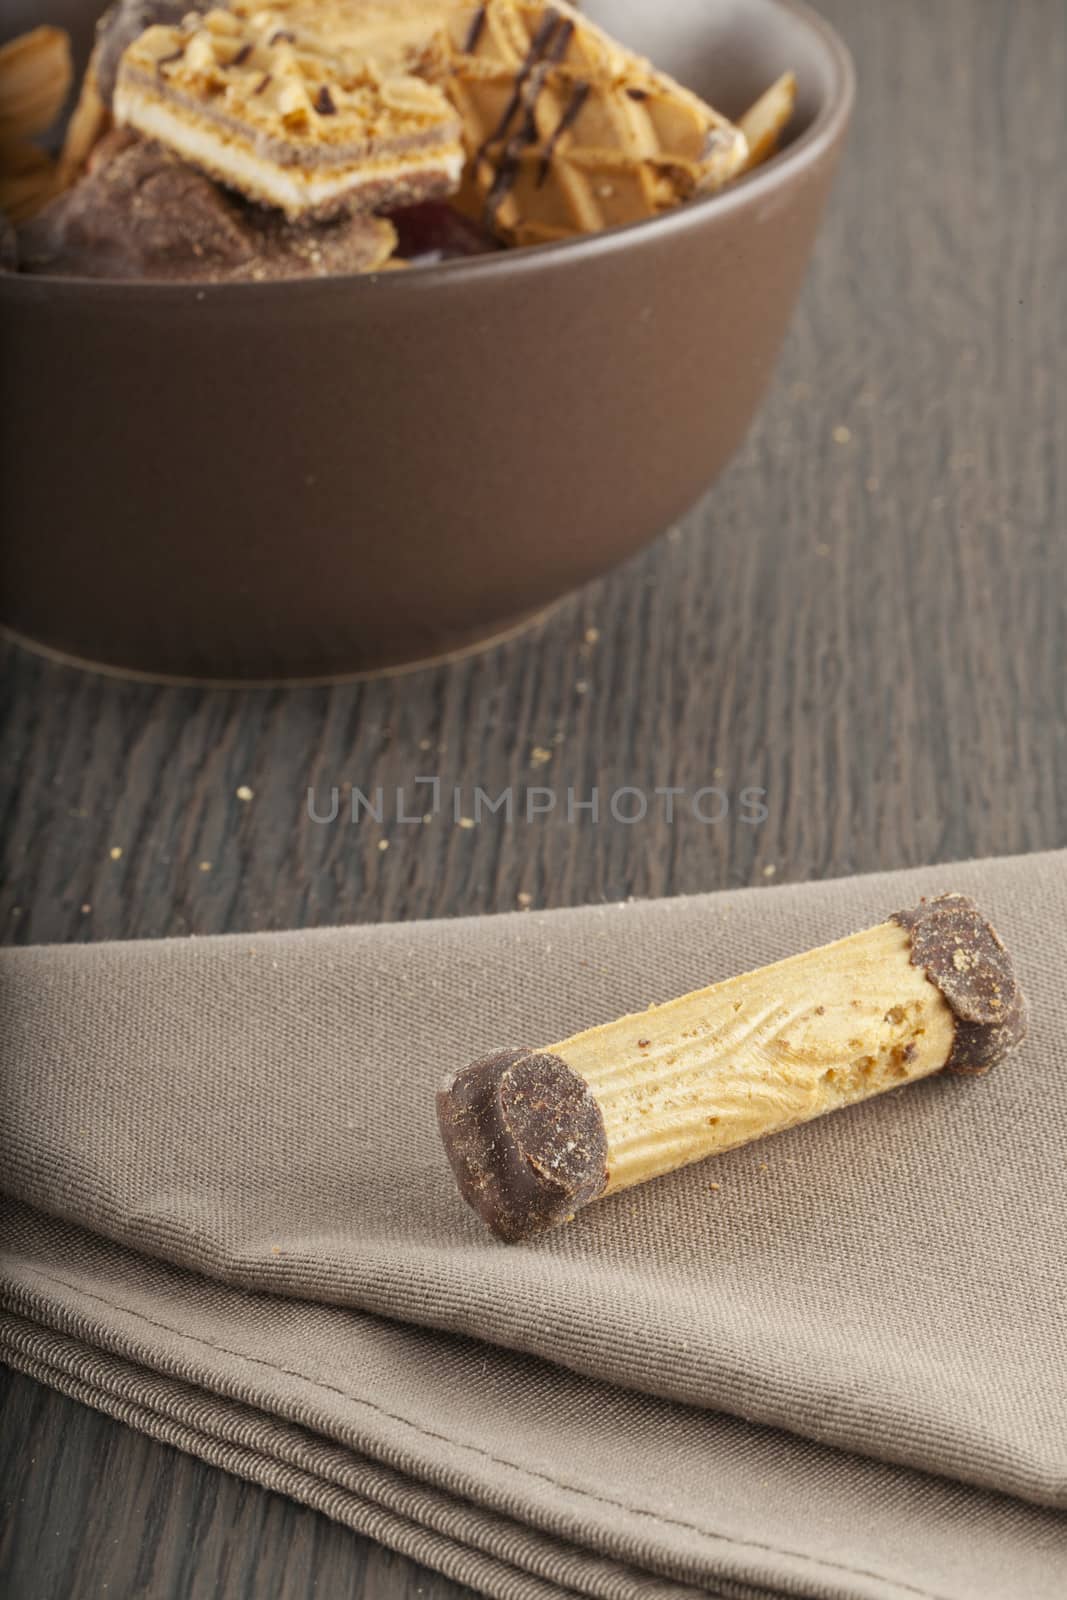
[0,1300,975,1600]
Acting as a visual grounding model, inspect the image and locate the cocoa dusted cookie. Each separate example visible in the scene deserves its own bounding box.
[17,129,397,281]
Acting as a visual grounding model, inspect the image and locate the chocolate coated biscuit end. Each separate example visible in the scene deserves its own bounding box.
[437,1048,609,1241]
[891,893,1028,1074]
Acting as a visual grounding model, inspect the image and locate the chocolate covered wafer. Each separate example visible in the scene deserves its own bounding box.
[113,7,464,219]
[438,894,1028,1241]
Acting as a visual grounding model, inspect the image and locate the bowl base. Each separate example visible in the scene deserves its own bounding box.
[0,603,559,687]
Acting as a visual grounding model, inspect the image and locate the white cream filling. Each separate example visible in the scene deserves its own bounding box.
[114,87,463,214]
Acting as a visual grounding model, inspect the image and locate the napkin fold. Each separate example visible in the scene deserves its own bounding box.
[2,852,1066,1600]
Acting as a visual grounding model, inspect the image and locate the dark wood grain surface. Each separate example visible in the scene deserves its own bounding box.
[2,0,1065,1594]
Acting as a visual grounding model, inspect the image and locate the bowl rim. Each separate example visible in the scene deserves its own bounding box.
[2,0,855,299]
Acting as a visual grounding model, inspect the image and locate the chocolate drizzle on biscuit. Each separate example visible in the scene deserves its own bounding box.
[314,85,337,116]
[463,4,488,54]
[476,8,577,227]
[477,11,563,158]
[229,43,252,68]
[537,79,589,185]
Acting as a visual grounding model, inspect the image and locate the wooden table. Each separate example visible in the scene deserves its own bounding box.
[2,0,1064,1594]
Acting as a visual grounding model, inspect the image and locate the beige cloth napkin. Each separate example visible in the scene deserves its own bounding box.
[2,851,1066,1600]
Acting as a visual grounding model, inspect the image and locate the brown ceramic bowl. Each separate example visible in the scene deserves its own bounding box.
[0,0,853,681]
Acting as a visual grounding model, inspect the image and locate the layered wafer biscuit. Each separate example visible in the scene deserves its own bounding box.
[113,7,464,219]
[435,0,749,245]
[438,894,1029,1241]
